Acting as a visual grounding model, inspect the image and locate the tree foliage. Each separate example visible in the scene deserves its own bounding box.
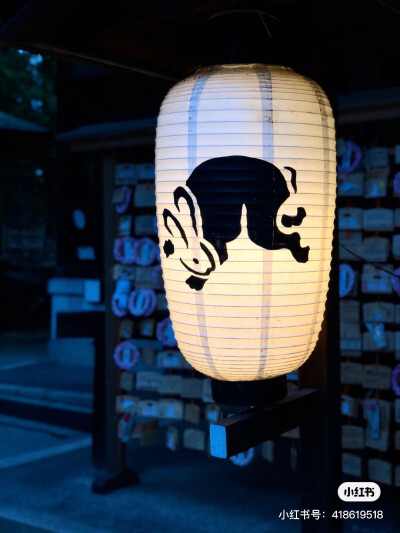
[0,47,57,127]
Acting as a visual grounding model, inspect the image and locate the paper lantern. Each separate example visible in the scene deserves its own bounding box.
[155,64,336,381]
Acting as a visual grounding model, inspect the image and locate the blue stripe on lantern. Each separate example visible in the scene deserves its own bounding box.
[188,67,218,172]
[256,67,274,378]
[188,67,223,379]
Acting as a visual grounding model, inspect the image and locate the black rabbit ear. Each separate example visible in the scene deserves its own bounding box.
[284,166,297,193]
[163,208,188,247]
[174,187,198,236]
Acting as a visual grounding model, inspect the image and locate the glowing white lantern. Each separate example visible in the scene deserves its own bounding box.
[155,64,336,382]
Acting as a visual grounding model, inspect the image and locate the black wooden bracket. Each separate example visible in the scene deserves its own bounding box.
[209,388,319,459]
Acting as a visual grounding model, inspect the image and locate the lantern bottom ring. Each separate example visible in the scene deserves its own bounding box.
[211,375,288,408]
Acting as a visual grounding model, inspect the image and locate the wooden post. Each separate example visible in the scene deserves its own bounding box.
[298,224,342,531]
[92,154,138,494]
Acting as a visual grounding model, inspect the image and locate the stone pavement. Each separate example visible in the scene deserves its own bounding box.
[0,331,93,432]
[0,517,51,532]
[0,424,398,533]
[0,418,301,533]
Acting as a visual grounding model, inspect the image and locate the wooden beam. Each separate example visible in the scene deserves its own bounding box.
[210,388,319,459]
[0,0,192,80]
[68,133,155,153]
[91,153,138,494]
[337,104,400,124]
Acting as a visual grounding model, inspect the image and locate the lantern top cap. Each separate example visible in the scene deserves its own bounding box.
[193,64,294,74]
